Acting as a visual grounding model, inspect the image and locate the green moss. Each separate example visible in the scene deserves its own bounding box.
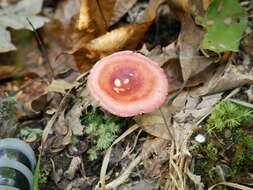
[206,100,253,134]
[193,100,253,189]
[81,107,131,160]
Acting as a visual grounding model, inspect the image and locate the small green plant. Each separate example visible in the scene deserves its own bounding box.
[81,107,131,160]
[39,168,51,185]
[70,136,79,146]
[20,128,43,140]
[87,149,98,161]
[206,100,253,134]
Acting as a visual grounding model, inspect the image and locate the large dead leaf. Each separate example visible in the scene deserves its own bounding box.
[78,0,116,33]
[178,13,214,81]
[68,22,150,60]
[68,0,165,72]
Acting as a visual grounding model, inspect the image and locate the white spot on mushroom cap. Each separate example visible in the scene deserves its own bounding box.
[123,78,129,84]
[195,134,206,143]
[129,73,134,76]
[114,79,121,87]
[113,87,125,93]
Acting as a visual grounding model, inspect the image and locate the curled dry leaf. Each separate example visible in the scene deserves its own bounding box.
[141,138,169,177]
[109,0,138,26]
[52,127,72,152]
[64,157,82,180]
[141,0,167,23]
[54,111,68,136]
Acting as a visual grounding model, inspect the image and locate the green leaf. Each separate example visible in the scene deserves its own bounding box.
[199,0,248,53]
[33,156,41,190]
[0,0,49,53]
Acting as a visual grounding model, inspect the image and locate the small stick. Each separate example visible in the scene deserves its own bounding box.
[26,17,54,80]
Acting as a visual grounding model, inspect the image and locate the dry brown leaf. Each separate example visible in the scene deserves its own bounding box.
[146,41,178,66]
[69,22,150,61]
[64,157,82,180]
[54,111,68,136]
[45,79,78,94]
[169,0,204,14]
[134,105,175,139]
[141,0,167,23]
[141,138,169,177]
[66,101,85,136]
[54,0,80,26]
[202,0,212,10]
[174,93,222,123]
[27,93,48,114]
[187,170,204,190]
[78,0,116,33]
[52,127,72,152]
[191,62,253,96]
[178,13,213,81]
[0,65,16,80]
[109,0,138,26]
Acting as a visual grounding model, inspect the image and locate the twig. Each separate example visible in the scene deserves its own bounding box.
[26,17,54,80]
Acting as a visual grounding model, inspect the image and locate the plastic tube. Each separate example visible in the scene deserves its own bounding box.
[0,138,36,190]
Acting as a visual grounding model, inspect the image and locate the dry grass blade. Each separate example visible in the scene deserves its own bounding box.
[98,124,140,189]
[208,182,253,190]
[106,155,142,189]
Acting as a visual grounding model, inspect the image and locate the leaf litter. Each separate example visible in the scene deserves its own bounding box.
[0,0,253,190]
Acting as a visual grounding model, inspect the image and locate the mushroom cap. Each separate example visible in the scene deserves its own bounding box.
[87,51,169,117]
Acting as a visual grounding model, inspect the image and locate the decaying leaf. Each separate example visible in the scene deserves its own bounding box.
[45,80,78,94]
[146,41,178,67]
[66,100,85,136]
[68,22,150,70]
[78,0,116,33]
[109,0,138,26]
[191,62,253,96]
[141,138,169,177]
[178,13,214,81]
[52,127,72,152]
[64,157,82,180]
[141,0,166,23]
[0,0,49,52]
[134,105,175,139]
[0,65,16,80]
[198,0,248,52]
[67,0,165,72]
[54,111,68,136]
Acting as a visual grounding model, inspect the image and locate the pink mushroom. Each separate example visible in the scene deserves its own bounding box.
[87,51,169,117]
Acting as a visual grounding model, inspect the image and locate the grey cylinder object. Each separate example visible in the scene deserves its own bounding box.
[0,138,36,190]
